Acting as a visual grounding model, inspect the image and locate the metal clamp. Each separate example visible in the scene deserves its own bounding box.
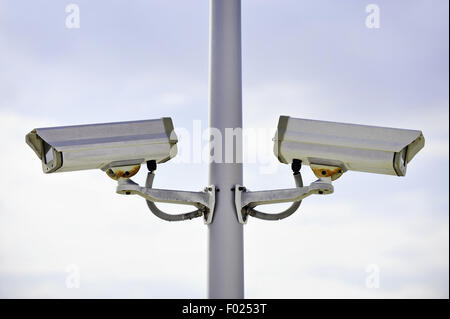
[116,172,216,224]
[234,177,334,224]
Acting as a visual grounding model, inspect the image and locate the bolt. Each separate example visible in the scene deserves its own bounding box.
[146,160,157,172]
[291,159,302,173]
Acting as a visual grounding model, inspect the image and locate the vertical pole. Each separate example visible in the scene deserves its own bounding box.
[208,0,244,298]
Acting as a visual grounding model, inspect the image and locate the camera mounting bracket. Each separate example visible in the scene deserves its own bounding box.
[233,177,334,224]
[116,174,216,224]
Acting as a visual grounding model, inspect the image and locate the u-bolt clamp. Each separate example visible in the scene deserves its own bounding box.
[234,175,334,224]
[116,172,216,224]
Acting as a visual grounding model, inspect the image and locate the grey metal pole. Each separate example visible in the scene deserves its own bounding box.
[208,0,244,299]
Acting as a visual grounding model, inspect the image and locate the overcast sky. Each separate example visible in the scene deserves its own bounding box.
[0,0,448,298]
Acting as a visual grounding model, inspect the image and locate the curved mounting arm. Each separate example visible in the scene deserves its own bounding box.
[116,173,216,224]
[145,173,204,222]
[246,172,303,221]
[234,176,333,224]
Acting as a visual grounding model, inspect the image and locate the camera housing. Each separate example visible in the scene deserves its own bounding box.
[26,118,178,174]
[273,116,425,176]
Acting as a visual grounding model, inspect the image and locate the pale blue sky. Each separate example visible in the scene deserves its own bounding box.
[0,0,448,298]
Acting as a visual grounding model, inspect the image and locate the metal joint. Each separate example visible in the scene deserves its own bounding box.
[234,174,334,224]
[116,172,216,224]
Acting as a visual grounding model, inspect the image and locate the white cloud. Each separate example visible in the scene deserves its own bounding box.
[0,110,447,298]
[245,200,448,298]
[0,111,207,298]
[0,0,448,299]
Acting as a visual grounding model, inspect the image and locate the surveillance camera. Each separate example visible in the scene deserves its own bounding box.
[25,118,178,175]
[273,116,425,177]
